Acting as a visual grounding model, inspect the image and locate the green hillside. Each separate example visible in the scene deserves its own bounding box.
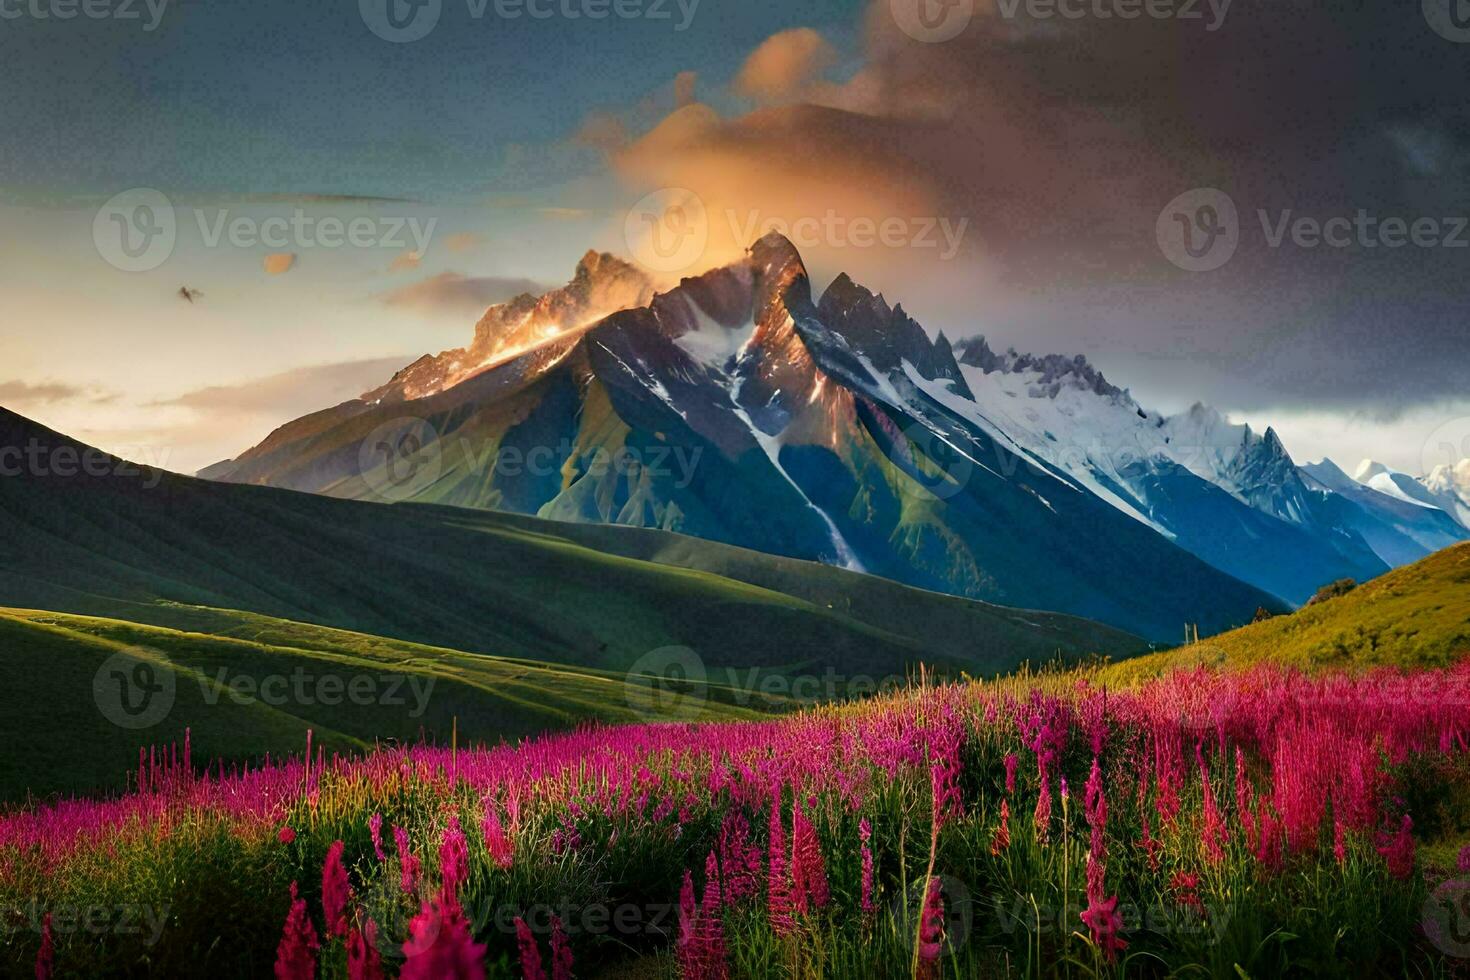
[1104,542,1470,682]
[0,407,1143,683]
[0,407,1147,799]
[0,606,766,801]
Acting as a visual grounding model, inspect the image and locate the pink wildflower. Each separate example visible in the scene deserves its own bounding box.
[859,818,875,917]
[1458,844,1470,873]
[1376,814,1415,880]
[513,917,545,980]
[394,825,421,896]
[1084,757,1106,828]
[550,917,574,980]
[401,899,486,980]
[347,919,384,980]
[274,882,319,980]
[1170,872,1204,914]
[439,816,469,907]
[1033,769,1052,844]
[1080,891,1128,963]
[278,826,297,845]
[767,802,793,935]
[916,877,945,979]
[35,912,53,980]
[717,811,760,902]
[678,861,729,979]
[1254,803,1283,871]
[1004,753,1019,795]
[482,802,514,870]
[790,802,829,913]
[702,850,725,918]
[369,813,386,861]
[1139,810,1161,872]
[322,840,352,939]
[1233,747,1252,822]
[990,800,1011,856]
[1199,757,1227,864]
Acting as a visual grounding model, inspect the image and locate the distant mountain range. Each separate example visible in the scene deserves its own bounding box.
[199,234,1468,640]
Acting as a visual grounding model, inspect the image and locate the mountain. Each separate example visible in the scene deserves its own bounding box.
[201,235,1287,640]
[1353,458,1470,531]
[1105,542,1470,681]
[939,340,1393,604]
[1299,458,1467,566]
[1422,459,1470,527]
[0,405,1143,681]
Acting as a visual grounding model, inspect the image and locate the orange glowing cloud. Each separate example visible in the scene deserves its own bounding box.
[263,252,296,275]
[732,28,835,105]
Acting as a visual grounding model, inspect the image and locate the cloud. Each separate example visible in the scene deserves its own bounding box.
[388,251,423,273]
[153,358,413,417]
[444,232,484,253]
[0,380,116,406]
[263,252,296,275]
[575,113,630,154]
[733,28,835,105]
[674,70,698,109]
[600,3,1470,416]
[380,272,546,317]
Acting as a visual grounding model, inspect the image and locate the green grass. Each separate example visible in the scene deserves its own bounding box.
[0,605,769,802]
[1103,542,1470,683]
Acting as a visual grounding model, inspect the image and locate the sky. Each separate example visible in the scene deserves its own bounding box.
[1,0,1467,475]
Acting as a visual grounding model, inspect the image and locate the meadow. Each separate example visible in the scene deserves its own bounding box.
[4,661,1469,978]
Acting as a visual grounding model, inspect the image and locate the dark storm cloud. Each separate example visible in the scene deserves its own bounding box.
[613,0,1469,415]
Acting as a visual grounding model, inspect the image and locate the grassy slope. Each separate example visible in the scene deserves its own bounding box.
[0,407,1143,683]
[1103,542,1470,682]
[0,606,763,801]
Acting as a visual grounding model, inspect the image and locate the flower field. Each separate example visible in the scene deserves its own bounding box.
[4,663,1470,978]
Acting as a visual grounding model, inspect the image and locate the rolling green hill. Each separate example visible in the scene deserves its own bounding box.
[0,606,768,801]
[1103,542,1470,682]
[0,407,1146,799]
[0,407,1142,680]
